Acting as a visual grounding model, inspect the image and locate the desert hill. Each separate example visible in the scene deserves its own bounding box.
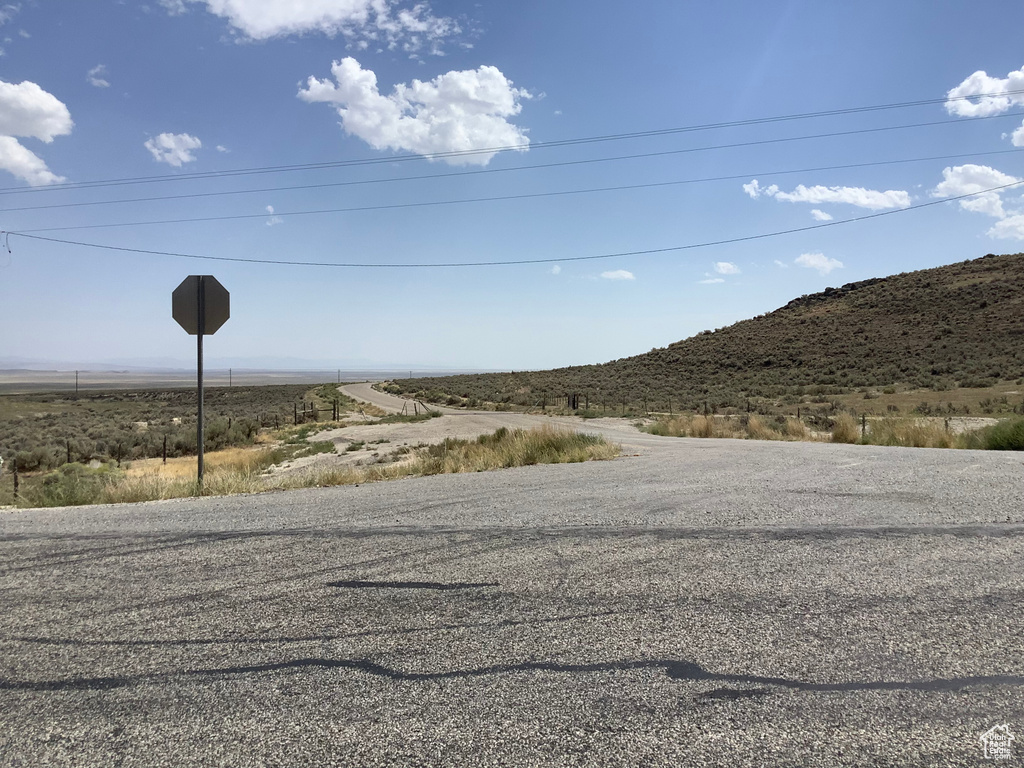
[391,253,1024,410]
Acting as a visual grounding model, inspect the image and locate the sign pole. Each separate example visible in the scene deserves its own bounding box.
[197,276,206,487]
[173,274,228,491]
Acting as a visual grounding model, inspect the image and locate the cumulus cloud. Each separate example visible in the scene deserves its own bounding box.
[550,264,561,275]
[0,80,73,142]
[1010,121,1024,148]
[945,66,1024,118]
[773,259,788,268]
[932,164,1020,218]
[776,184,909,210]
[0,79,72,185]
[743,178,909,210]
[601,269,634,280]
[265,205,282,226]
[742,179,778,199]
[810,209,833,221]
[216,144,229,152]
[795,252,843,275]
[0,135,65,185]
[989,215,1024,240]
[145,132,202,166]
[87,64,110,88]
[714,261,740,275]
[699,277,725,284]
[171,0,459,54]
[299,57,530,166]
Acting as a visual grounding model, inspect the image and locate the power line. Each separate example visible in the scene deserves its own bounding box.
[0,89,1021,198]
[5,132,1022,217]
[14,146,1024,235]
[7,181,1021,268]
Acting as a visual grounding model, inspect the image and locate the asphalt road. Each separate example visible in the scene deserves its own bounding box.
[2,418,1023,766]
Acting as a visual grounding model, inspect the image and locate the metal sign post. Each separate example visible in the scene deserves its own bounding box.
[173,275,230,487]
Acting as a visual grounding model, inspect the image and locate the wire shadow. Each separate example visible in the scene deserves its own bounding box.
[327,580,499,590]
[2,657,1021,695]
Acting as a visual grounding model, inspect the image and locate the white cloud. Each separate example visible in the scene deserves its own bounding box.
[550,264,561,275]
[775,184,909,210]
[299,57,530,166]
[945,66,1024,117]
[988,214,1024,240]
[0,135,65,185]
[810,209,833,221]
[87,64,110,88]
[216,144,229,152]
[742,179,778,199]
[1011,120,1024,147]
[743,178,908,210]
[0,4,20,26]
[0,79,73,142]
[699,277,725,284]
[601,269,634,280]
[174,0,459,54]
[931,164,1020,218]
[773,259,788,268]
[795,252,843,275]
[159,0,188,14]
[0,78,71,185]
[714,261,740,275]
[144,132,202,166]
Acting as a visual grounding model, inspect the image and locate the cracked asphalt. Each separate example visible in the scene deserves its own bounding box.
[1,420,1023,766]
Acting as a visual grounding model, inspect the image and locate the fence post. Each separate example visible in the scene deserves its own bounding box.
[13,465,18,499]
[66,439,71,465]
[163,435,167,464]
[861,414,867,437]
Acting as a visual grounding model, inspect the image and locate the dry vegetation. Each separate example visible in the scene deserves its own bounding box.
[0,383,358,473]
[640,411,1024,451]
[1,426,618,508]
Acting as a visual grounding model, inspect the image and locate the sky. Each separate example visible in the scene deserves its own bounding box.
[0,0,1023,371]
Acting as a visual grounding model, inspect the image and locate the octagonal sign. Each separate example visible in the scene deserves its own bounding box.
[172,275,230,335]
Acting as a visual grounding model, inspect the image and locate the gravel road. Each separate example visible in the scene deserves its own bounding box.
[1,393,1023,766]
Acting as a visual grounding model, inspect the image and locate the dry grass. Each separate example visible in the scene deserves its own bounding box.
[862,417,956,448]
[9,426,619,508]
[127,447,270,479]
[645,414,817,442]
[831,414,860,443]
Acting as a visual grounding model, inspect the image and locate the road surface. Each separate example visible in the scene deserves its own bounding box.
[1,411,1022,766]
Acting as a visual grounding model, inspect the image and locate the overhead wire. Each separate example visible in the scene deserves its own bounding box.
[12,146,1024,235]
[6,180,1022,268]
[4,123,1022,216]
[0,88,1021,197]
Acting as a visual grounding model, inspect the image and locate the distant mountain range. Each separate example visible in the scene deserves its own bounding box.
[0,355,485,374]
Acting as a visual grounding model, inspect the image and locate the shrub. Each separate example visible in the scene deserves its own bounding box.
[977,417,1024,451]
[831,414,859,443]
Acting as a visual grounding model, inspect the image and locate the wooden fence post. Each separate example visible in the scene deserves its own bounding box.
[861,414,867,437]
[163,435,167,464]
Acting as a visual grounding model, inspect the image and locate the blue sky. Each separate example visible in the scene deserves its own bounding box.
[1,0,1023,371]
